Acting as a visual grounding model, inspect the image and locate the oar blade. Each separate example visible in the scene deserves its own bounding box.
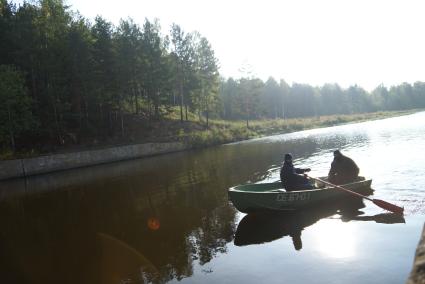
[373,199,404,215]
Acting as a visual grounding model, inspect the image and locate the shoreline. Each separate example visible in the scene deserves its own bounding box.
[0,110,417,181]
[0,142,189,181]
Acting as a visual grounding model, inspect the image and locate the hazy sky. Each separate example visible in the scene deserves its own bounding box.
[11,0,425,90]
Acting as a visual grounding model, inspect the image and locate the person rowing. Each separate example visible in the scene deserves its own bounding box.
[280,153,313,191]
[328,150,360,185]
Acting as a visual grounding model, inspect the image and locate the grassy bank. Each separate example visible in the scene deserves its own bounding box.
[0,110,416,160]
[180,110,416,148]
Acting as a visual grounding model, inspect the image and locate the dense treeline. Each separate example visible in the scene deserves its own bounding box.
[220,78,425,124]
[0,0,220,151]
[1,0,425,153]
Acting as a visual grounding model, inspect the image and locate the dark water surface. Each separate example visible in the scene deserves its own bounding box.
[1,112,424,284]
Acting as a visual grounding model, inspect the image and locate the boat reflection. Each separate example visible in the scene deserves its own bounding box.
[234,198,405,251]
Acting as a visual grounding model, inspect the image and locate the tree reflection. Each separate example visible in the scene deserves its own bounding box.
[0,157,239,283]
[191,205,237,265]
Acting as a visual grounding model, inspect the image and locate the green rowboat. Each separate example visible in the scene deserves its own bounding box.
[228,176,372,214]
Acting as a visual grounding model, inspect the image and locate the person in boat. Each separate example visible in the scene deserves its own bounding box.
[280,153,313,191]
[328,150,360,185]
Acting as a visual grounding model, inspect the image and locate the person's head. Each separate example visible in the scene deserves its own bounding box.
[284,153,293,163]
[333,150,342,160]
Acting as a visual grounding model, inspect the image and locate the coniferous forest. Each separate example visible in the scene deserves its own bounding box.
[1,0,425,154]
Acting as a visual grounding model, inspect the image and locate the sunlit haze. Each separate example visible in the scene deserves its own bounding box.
[11,0,425,91]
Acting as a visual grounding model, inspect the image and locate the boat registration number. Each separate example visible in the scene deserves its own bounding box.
[276,192,311,202]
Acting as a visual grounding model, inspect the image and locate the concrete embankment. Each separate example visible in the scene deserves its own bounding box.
[0,142,189,181]
[407,224,425,284]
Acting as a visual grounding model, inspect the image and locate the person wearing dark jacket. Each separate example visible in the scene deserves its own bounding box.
[280,153,313,191]
[328,150,360,185]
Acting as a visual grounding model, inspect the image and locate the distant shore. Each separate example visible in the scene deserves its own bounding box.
[178,110,417,148]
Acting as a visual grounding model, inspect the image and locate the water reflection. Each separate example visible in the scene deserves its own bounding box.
[0,168,238,283]
[0,123,367,283]
[97,232,160,284]
[341,212,406,224]
[312,213,404,259]
[234,198,405,253]
[313,218,358,259]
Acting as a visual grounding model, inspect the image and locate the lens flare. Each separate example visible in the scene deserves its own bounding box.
[147,217,160,231]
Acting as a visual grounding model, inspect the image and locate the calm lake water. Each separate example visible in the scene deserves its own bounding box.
[1,112,425,284]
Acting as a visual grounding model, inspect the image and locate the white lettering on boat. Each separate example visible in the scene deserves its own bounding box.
[276,192,311,202]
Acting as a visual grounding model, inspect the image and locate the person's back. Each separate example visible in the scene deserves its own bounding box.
[280,153,312,191]
[328,150,359,184]
[280,161,297,189]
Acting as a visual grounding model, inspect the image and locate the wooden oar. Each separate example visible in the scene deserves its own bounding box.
[308,176,404,215]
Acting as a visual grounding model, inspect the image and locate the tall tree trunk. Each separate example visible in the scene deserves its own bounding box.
[206,102,209,128]
[79,99,83,131]
[9,129,15,152]
[135,84,139,114]
[7,104,15,152]
[30,66,37,99]
[53,102,63,145]
[180,81,184,122]
[120,106,124,137]
[99,103,103,123]
[154,90,159,119]
[85,100,89,126]
[108,110,113,135]
[148,101,152,118]
[246,97,249,128]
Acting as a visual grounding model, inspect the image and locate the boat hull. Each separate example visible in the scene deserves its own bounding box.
[228,177,372,214]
